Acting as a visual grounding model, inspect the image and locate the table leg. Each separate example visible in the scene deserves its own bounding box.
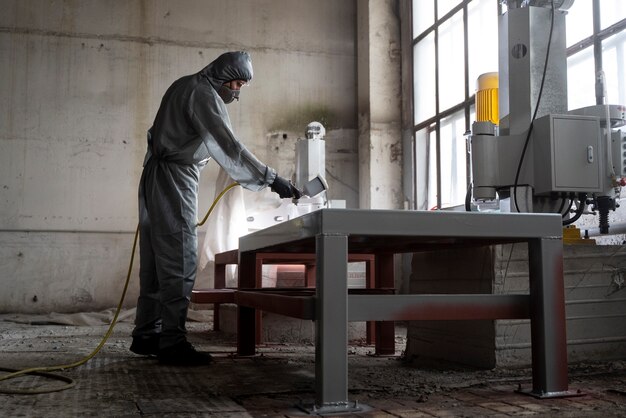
[366,257,375,345]
[526,237,573,397]
[305,264,316,287]
[213,261,226,332]
[254,256,263,345]
[375,254,395,355]
[237,251,256,356]
[314,233,354,412]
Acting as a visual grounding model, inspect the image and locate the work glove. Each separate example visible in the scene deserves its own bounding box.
[271,175,303,199]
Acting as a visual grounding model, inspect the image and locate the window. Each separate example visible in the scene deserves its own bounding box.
[412,0,497,210]
[602,30,626,105]
[438,12,465,111]
[567,47,595,110]
[413,33,436,123]
[439,110,470,208]
[566,1,626,108]
[600,0,626,30]
[411,0,626,210]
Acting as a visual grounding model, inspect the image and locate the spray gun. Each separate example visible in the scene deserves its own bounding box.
[246,122,332,230]
[283,173,327,203]
[299,174,328,199]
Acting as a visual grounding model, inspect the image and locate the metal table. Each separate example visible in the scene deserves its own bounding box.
[236,209,573,414]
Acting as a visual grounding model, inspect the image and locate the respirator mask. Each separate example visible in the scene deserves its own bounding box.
[218,85,240,104]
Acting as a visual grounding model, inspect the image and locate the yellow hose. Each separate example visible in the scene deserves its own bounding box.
[0,182,240,394]
[197,182,240,227]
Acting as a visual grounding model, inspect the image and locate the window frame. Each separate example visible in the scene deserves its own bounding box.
[410,0,626,210]
[412,0,491,210]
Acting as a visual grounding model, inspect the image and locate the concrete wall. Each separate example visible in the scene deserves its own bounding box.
[0,0,360,313]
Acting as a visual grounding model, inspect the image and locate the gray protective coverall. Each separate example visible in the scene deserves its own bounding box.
[133,51,276,348]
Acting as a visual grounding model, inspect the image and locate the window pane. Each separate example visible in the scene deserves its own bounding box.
[414,33,436,123]
[602,31,626,105]
[439,111,467,208]
[437,0,459,18]
[428,130,438,209]
[468,0,499,91]
[600,0,626,30]
[415,127,432,211]
[567,47,595,110]
[413,0,434,37]
[438,10,465,111]
[566,0,593,47]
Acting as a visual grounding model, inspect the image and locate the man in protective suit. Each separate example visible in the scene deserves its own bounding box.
[130,51,300,366]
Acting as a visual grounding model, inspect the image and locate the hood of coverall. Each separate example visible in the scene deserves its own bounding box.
[200,51,254,92]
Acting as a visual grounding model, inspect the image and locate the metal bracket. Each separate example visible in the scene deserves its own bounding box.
[516,385,585,399]
[294,400,373,416]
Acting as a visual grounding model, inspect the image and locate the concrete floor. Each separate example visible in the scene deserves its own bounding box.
[1,313,626,417]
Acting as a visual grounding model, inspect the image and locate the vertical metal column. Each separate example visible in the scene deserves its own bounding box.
[315,233,350,410]
[365,257,376,345]
[254,256,263,345]
[375,253,396,355]
[213,260,226,332]
[237,251,256,356]
[527,237,570,396]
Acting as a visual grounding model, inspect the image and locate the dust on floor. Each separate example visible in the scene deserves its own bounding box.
[1,313,625,417]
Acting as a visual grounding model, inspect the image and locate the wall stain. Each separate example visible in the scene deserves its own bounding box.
[268,104,338,132]
[71,288,93,305]
[389,140,402,163]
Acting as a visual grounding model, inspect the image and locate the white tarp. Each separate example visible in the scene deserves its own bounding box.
[197,167,296,288]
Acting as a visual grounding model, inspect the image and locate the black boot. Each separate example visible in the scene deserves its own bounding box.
[157,340,213,366]
[130,335,160,356]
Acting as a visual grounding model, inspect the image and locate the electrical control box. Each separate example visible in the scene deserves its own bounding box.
[533,114,603,195]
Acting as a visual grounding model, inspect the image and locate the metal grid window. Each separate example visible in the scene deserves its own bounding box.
[411,0,626,211]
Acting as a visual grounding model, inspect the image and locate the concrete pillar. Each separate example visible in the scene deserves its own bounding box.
[357,0,403,209]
